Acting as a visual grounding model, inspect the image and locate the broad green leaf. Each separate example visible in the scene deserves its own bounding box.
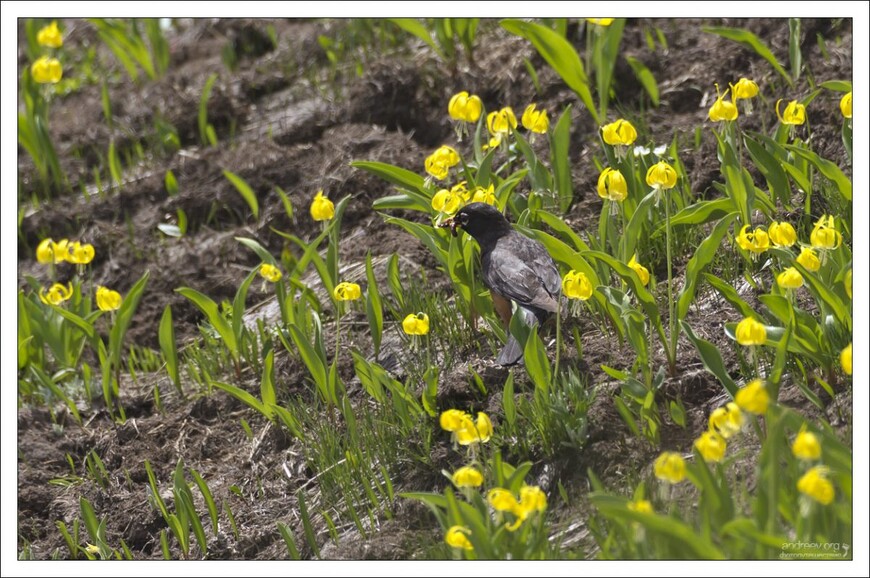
[625,55,659,106]
[704,26,791,85]
[365,252,384,356]
[388,18,443,59]
[158,305,180,389]
[236,237,277,265]
[819,80,852,92]
[677,213,738,321]
[502,371,516,429]
[352,160,427,196]
[276,522,301,560]
[109,271,150,367]
[223,169,259,220]
[198,73,218,146]
[550,105,574,212]
[212,380,272,419]
[190,469,219,536]
[261,349,277,408]
[703,273,757,319]
[288,324,328,398]
[523,327,552,394]
[744,134,791,206]
[656,198,735,235]
[177,287,236,356]
[501,19,598,123]
[621,189,658,260]
[681,321,739,398]
[231,267,259,348]
[784,145,852,201]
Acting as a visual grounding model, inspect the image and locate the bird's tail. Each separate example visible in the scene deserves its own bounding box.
[496,306,540,366]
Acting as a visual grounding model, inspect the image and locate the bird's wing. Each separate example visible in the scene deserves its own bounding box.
[482,232,560,313]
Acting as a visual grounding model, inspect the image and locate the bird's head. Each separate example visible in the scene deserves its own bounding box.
[439,202,511,240]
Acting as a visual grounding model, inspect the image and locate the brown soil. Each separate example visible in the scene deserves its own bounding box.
[16,17,853,560]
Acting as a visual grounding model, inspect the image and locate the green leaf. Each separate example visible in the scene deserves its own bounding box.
[236,237,277,266]
[388,18,443,59]
[276,522,301,560]
[625,55,659,106]
[109,271,150,368]
[680,321,738,397]
[676,213,738,321]
[784,145,852,201]
[819,80,852,92]
[79,497,101,547]
[223,169,259,220]
[365,252,383,356]
[190,469,220,536]
[231,267,259,349]
[621,189,658,261]
[703,272,757,319]
[501,19,598,123]
[549,105,574,213]
[176,286,237,358]
[287,323,328,398]
[261,349,277,408]
[523,327,551,394]
[352,160,427,197]
[744,134,791,206]
[158,305,180,389]
[198,73,218,147]
[704,26,791,85]
[212,380,272,420]
[502,371,516,429]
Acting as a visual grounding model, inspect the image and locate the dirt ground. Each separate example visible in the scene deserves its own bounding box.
[16,18,852,560]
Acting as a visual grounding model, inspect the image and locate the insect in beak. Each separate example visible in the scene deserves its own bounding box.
[439,217,460,237]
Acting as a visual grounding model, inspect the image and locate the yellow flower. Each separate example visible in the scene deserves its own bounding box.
[488,487,520,512]
[844,269,852,300]
[309,191,334,221]
[732,78,759,101]
[797,466,835,505]
[601,119,637,146]
[402,312,430,336]
[709,402,743,439]
[518,485,547,516]
[448,91,482,123]
[84,543,101,555]
[259,263,282,283]
[440,409,470,432]
[37,21,63,48]
[67,242,95,265]
[587,18,614,26]
[735,316,766,346]
[425,145,460,180]
[839,91,852,119]
[645,161,677,190]
[431,188,463,215]
[776,99,806,126]
[597,167,628,202]
[694,430,727,463]
[796,247,821,272]
[486,107,517,146]
[653,452,686,484]
[39,282,73,305]
[521,103,549,133]
[444,526,473,550]
[735,379,770,415]
[792,429,821,461]
[96,286,122,312]
[31,56,63,84]
[627,499,653,514]
[768,221,797,247]
[456,412,493,445]
[333,282,361,301]
[36,238,67,264]
[470,184,496,205]
[735,224,770,254]
[709,84,738,122]
[777,267,803,290]
[840,343,851,375]
[809,215,842,250]
[452,466,484,488]
[562,270,593,300]
[627,254,650,287]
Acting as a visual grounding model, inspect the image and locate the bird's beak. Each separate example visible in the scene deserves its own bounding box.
[439,217,460,237]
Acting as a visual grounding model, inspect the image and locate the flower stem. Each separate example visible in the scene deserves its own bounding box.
[664,191,677,376]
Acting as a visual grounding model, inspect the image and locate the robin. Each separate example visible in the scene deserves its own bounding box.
[440,202,561,365]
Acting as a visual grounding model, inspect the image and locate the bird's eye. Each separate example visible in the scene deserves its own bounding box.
[459,214,469,224]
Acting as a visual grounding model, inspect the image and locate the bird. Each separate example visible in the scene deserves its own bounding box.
[440,202,561,365]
